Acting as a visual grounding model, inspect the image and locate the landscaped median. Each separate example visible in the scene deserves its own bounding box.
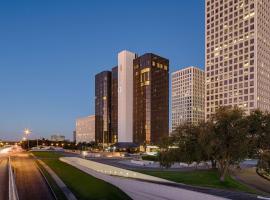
[59,156,261,196]
[33,151,262,199]
[32,152,131,200]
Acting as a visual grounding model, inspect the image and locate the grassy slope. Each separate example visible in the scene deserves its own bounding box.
[33,152,131,200]
[36,161,67,200]
[137,169,258,194]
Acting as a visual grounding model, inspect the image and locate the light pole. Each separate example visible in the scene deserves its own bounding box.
[24,128,31,150]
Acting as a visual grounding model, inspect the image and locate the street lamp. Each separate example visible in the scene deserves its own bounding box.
[24,128,32,150]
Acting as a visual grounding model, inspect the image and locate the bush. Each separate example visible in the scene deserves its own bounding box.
[141,155,158,162]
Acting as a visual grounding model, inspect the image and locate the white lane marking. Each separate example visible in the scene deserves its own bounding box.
[258,196,270,200]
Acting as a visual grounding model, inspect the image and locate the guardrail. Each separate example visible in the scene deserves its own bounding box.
[8,156,19,200]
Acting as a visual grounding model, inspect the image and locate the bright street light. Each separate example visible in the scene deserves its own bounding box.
[24,128,31,135]
[24,128,32,150]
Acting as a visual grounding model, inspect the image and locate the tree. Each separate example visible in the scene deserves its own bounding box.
[261,113,270,150]
[209,106,249,181]
[197,121,217,168]
[159,106,269,182]
[246,110,270,155]
[246,109,265,156]
[158,123,206,168]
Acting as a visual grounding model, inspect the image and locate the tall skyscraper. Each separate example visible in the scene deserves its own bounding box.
[111,66,118,143]
[76,115,95,144]
[118,50,137,143]
[205,0,270,119]
[171,66,205,131]
[95,71,111,144]
[133,53,169,144]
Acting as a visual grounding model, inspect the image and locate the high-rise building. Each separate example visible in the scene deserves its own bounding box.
[118,50,137,143]
[133,53,169,144]
[205,0,270,119]
[73,131,76,143]
[111,66,118,143]
[95,71,111,144]
[171,66,205,130]
[76,115,95,144]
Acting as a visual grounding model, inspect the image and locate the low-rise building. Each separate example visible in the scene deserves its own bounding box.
[51,134,65,142]
[76,115,95,144]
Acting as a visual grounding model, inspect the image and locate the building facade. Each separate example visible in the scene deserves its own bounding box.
[76,115,95,144]
[205,0,270,119]
[95,71,111,144]
[111,66,118,143]
[171,66,205,131]
[51,134,65,142]
[118,50,137,143]
[133,53,169,144]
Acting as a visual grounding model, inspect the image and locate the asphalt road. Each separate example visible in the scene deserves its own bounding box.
[0,157,8,200]
[11,153,54,200]
[233,167,270,195]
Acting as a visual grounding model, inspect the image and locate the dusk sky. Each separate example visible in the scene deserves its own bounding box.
[0,0,204,140]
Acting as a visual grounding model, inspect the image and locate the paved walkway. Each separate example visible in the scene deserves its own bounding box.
[233,167,270,195]
[37,159,77,200]
[61,157,228,200]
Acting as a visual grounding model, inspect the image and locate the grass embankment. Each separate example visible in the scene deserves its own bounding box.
[33,151,131,200]
[137,169,258,194]
[36,161,67,200]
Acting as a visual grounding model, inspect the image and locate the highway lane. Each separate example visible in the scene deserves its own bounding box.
[11,153,54,200]
[0,157,8,200]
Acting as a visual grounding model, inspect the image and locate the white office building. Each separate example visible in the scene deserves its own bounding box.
[172,66,205,131]
[118,50,137,142]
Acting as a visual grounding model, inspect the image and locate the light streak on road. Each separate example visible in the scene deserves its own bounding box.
[0,147,13,154]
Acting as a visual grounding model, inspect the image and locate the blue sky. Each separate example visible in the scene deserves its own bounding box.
[0,0,205,140]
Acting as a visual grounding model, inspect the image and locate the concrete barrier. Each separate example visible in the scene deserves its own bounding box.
[8,157,19,200]
[60,157,172,183]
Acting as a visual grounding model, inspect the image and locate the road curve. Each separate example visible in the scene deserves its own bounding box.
[11,153,54,200]
[0,157,8,200]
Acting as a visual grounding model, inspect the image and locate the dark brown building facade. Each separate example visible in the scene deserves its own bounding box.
[133,53,169,144]
[95,71,111,144]
[111,66,118,143]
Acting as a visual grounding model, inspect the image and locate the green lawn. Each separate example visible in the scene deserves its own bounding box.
[136,169,258,194]
[33,151,131,200]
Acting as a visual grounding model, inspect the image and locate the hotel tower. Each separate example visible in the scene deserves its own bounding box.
[133,53,169,144]
[205,0,270,119]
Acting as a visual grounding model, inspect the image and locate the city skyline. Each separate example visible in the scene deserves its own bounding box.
[0,0,204,140]
[0,1,269,200]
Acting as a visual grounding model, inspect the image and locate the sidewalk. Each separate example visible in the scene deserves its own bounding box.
[233,167,270,195]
